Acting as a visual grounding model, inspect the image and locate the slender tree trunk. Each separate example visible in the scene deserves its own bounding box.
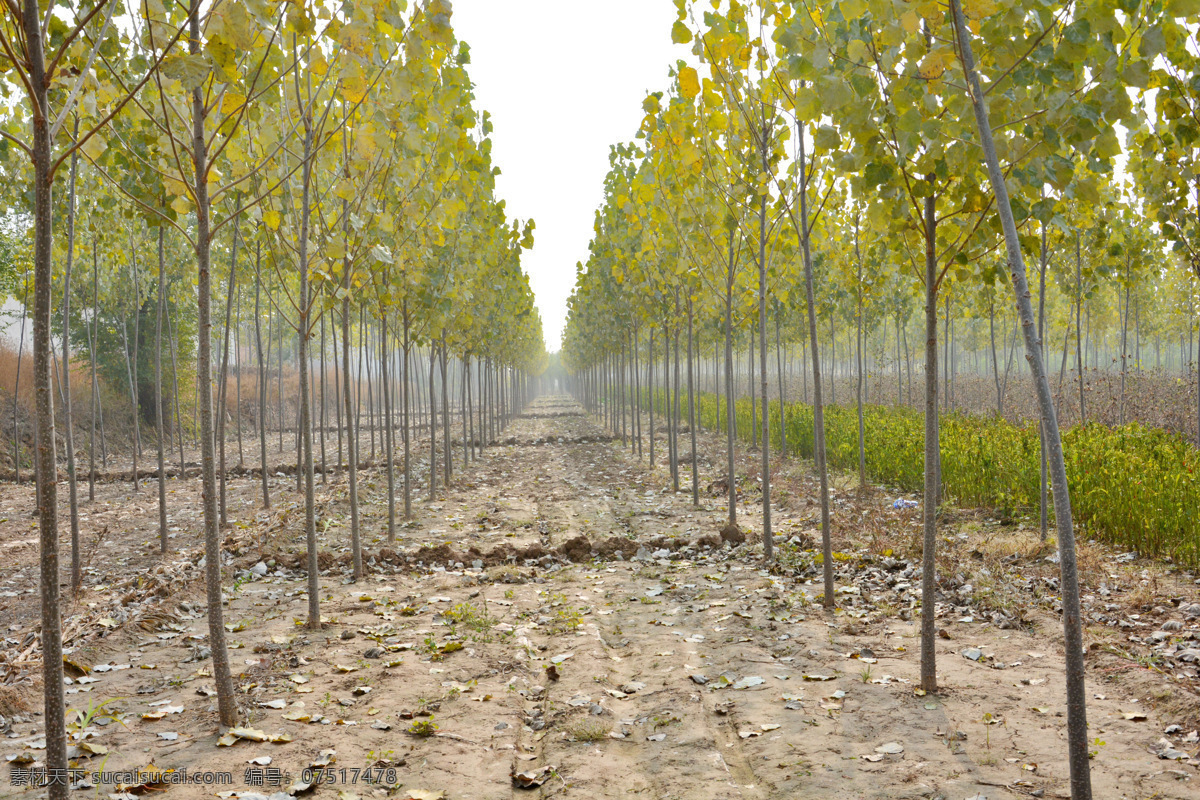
[217,219,238,529]
[402,304,412,519]
[1059,299,1073,402]
[429,342,437,500]
[649,329,655,467]
[155,224,168,554]
[673,324,681,494]
[236,285,244,468]
[461,356,469,467]
[664,326,674,484]
[749,327,758,449]
[1120,266,1130,426]
[120,304,139,492]
[129,227,143,463]
[14,272,27,487]
[89,252,98,499]
[724,234,737,530]
[619,339,627,448]
[829,312,836,406]
[276,310,284,454]
[318,315,326,484]
[952,7,1092,794]
[382,314,396,542]
[1039,223,1049,542]
[189,0,238,728]
[903,315,912,406]
[441,331,450,486]
[167,301,184,477]
[1076,232,1086,425]
[794,119,833,608]
[634,327,643,459]
[332,314,341,467]
[62,129,82,592]
[476,354,485,454]
[854,218,866,491]
[343,274,360,578]
[687,297,698,507]
[24,4,68,788]
[990,299,1003,415]
[919,189,940,694]
[943,293,951,411]
[364,310,374,460]
[775,306,787,459]
[757,119,772,558]
[466,356,476,462]
[255,243,270,509]
[294,78,319,631]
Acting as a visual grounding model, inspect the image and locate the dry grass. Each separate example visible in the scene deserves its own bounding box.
[0,680,37,716]
[566,717,612,742]
[974,528,1053,565]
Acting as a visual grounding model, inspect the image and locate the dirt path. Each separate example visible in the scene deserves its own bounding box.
[1,395,1197,799]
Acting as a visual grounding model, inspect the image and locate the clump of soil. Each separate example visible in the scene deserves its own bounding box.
[595,536,638,559]
[558,535,593,562]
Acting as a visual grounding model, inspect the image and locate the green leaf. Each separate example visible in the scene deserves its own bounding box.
[671,19,692,45]
[1137,25,1166,60]
[161,53,213,91]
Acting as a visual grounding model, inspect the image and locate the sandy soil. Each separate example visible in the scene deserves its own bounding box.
[0,395,1197,800]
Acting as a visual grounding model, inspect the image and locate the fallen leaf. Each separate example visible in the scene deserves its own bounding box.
[511,765,555,789]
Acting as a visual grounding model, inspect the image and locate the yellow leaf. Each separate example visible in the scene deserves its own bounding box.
[678,66,700,100]
[263,209,281,230]
[221,91,245,115]
[80,135,107,161]
[170,195,192,216]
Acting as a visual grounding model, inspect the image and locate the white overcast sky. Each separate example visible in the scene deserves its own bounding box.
[452,0,682,352]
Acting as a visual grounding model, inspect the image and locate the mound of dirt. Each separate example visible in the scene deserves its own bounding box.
[594,536,638,559]
[558,535,593,562]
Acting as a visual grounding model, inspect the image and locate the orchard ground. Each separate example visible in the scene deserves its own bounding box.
[0,395,1197,799]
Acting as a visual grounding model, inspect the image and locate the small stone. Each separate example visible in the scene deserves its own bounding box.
[690,674,708,685]
[363,647,384,659]
[961,647,984,662]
